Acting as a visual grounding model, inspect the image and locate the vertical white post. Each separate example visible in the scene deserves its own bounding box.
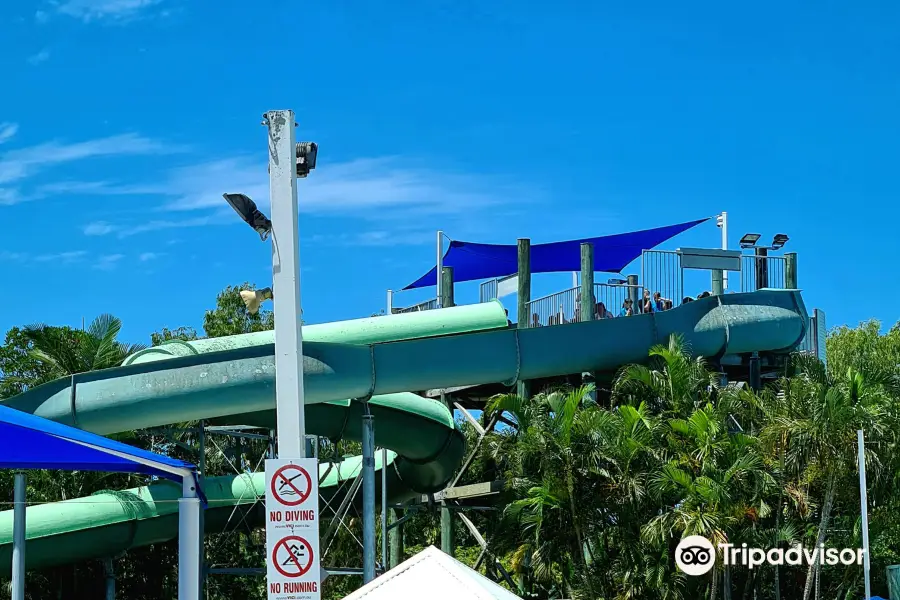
[719,211,728,290]
[266,109,306,458]
[436,231,444,308]
[11,472,25,600]
[178,476,201,600]
[386,290,393,315]
[362,409,376,583]
[858,430,871,599]
[381,447,388,570]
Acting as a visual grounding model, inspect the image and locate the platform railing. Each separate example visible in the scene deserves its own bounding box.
[642,249,683,311]
[391,298,438,314]
[523,287,580,328]
[740,255,787,292]
[479,278,499,303]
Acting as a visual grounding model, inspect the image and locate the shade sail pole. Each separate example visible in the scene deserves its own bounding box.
[436,231,444,308]
[11,472,25,600]
[178,476,201,600]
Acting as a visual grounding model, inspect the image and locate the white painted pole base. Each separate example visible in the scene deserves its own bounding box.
[11,472,26,600]
[178,479,202,600]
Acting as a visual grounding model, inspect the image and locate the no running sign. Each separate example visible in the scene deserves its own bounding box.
[266,458,320,600]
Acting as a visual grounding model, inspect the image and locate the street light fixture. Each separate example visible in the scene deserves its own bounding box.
[739,233,761,249]
[222,193,272,241]
[771,233,789,250]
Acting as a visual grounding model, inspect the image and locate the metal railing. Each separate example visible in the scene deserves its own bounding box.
[642,250,683,310]
[479,278,499,303]
[592,282,645,318]
[799,308,827,365]
[391,298,438,314]
[523,287,580,328]
[740,255,786,292]
[523,283,657,327]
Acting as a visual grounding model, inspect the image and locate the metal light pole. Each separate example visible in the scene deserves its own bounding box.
[718,211,728,290]
[858,430,872,599]
[11,472,25,600]
[362,406,376,583]
[436,231,444,308]
[265,109,307,458]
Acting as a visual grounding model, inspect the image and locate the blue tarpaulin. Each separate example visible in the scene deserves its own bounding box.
[403,217,710,290]
[0,404,197,484]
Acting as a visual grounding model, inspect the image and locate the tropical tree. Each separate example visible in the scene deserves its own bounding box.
[21,314,147,376]
[760,356,888,600]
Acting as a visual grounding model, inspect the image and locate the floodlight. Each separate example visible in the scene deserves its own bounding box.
[296,142,318,178]
[240,287,273,315]
[771,233,789,250]
[607,278,627,285]
[739,233,761,249]
[223,193,272,241]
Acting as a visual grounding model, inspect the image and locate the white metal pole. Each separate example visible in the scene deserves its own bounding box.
[11,472,25,600]
[178,477,201,600]
[436,231,444,308]
[858,430,871,599]
[386,289,393,315]
[362,410,376,582]
[720,211,728,290]
[266,109,306,458]
[381,447,388,570]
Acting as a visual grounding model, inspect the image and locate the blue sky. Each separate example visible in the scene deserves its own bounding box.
[0,1,897,344]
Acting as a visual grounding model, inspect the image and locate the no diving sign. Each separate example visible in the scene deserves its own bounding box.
[266,459,320,600]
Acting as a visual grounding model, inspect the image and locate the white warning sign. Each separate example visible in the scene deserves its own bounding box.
[266,458,320,600]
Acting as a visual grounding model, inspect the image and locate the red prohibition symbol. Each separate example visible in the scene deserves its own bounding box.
[272,536,314,578]
[271,465,312,507]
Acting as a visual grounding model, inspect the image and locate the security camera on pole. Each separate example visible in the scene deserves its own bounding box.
[223,110,321,600]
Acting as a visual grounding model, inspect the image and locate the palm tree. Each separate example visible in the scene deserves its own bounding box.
[613,334,719,416]
[761,355,887,600]
[486,385,599,597]
[23,313,147,376]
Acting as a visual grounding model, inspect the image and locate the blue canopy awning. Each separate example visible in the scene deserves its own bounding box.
[0,404,197,484]
[403,217,710,290]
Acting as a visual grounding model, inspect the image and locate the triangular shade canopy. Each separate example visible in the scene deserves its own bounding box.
[0,404,196,483]
[403,217,709,290]
[342,545,522,600]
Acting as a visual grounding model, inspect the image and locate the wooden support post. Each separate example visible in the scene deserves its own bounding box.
[388,507,402,568]
[516,238,531,400]
[785,252,797,289]
[440,267,455,308]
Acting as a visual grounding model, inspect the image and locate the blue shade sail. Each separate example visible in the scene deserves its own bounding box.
[0,404,196,483]
[402,217,710,290]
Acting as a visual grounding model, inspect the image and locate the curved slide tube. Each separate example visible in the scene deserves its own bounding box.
[0,290,808,571]
[0,392,459,573]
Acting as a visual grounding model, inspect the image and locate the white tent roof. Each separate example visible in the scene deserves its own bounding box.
[342,546,523,600]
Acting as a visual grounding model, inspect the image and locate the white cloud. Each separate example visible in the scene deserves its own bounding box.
[0,133,182,204]
[32,251,88,263]
[83,221,116,236]
[159,156,514,216]
[93,254,124,270]
[0,123,18,145]
[56,0,165,23]
[35,10,50,23]
[64,155,533,241]
[27,49,51,65]
[139,252,161,261]
[308,230,436,247]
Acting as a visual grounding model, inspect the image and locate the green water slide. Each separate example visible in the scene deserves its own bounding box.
[0,290,808,571]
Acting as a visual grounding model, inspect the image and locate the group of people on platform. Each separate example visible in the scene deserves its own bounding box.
[531,288,715,327]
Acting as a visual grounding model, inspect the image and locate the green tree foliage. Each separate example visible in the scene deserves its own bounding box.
[202,283,274,338]
[0,326,78,399]
[2,296,900,600]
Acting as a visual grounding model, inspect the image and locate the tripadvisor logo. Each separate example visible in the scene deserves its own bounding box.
[675,535,866,576]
